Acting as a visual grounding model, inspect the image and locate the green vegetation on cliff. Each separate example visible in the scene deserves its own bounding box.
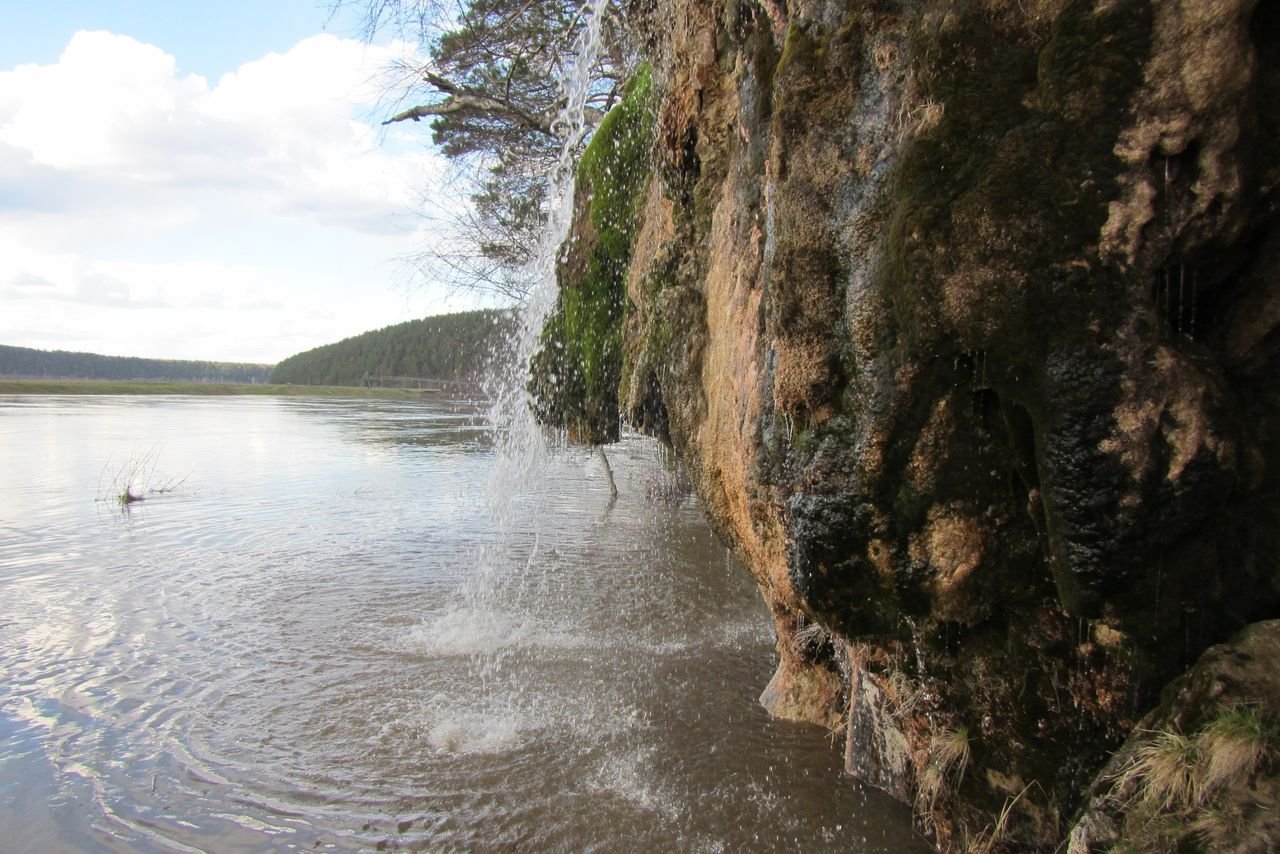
[529,64,656,443]
[270,309,512,387]
[0,344,272,384]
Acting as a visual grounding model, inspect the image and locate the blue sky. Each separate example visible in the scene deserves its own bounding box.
[0,2,350,78]
[0,1,487,363]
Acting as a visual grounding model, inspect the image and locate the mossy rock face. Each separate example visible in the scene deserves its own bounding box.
[616,0,1280,848]
[530,65,657,444]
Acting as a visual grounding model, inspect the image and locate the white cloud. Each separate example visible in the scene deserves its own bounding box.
[0,32,193,171]
[0,30,432,224]
[0,29,477,362]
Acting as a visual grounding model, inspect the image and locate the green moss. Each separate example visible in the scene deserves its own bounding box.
[774,24,820,129]
[530,64,657,444]
[773,17,861,128]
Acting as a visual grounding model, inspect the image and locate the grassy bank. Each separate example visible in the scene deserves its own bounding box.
[0,379,437,399]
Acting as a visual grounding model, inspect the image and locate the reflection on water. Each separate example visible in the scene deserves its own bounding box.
[0,395,924,852]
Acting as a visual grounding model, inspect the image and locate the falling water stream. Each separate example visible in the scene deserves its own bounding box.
[484,0,611,519]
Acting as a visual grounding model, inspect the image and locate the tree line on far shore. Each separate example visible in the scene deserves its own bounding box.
[268,309,514,387]
[0,344,272,384]
[2,309,512,387]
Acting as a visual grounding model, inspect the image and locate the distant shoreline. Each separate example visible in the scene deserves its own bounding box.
[0,379,438,399]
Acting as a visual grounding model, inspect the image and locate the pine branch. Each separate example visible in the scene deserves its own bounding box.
[383,72,556,135]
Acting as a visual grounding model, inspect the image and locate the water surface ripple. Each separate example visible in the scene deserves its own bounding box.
[0,395,923,851]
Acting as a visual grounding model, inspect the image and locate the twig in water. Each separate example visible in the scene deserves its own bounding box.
[597,445,618,499]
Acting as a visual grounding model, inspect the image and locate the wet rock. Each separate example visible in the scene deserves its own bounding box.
[546,0,1280,847]
[845,664,913,804]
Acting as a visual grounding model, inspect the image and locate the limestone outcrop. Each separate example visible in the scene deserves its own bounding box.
[543,0,1280,846]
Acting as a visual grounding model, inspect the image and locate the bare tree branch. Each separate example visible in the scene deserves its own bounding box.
[382,94,554,135]
[343,0,630,302]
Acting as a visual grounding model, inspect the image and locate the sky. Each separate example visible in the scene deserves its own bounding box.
[0,1,491,364]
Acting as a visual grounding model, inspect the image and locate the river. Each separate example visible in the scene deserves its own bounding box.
[0,394,923,852]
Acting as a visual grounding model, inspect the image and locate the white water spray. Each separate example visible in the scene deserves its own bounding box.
[486,0,613,525]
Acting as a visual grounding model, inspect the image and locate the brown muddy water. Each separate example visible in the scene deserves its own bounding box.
[0,395,925,852]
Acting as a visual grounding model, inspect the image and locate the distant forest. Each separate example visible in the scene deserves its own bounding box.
[0,344,273,383]
[269,309,514,387]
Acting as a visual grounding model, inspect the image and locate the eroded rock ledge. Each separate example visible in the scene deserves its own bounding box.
[541,0,1280,847]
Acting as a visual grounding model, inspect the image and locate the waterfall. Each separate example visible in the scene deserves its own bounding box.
[485,0,613,526]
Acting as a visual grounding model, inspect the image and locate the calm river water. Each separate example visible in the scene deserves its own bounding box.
[0,395,922,852]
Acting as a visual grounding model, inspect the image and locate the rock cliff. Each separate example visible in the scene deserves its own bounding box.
[541,0,1280,846]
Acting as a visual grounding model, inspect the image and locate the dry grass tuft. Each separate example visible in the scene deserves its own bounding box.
[964,781,1038,853]
[97,445,186,509]
[914,763,946,820]
[1197,706,1272,797]
[1103,705,1279,849]
[792,617,830,655]
[933,725,972,785]
[1189,802,1249,849]
[915,724,972,823]
[1114,729,1200,812]
[886,670,924,721]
